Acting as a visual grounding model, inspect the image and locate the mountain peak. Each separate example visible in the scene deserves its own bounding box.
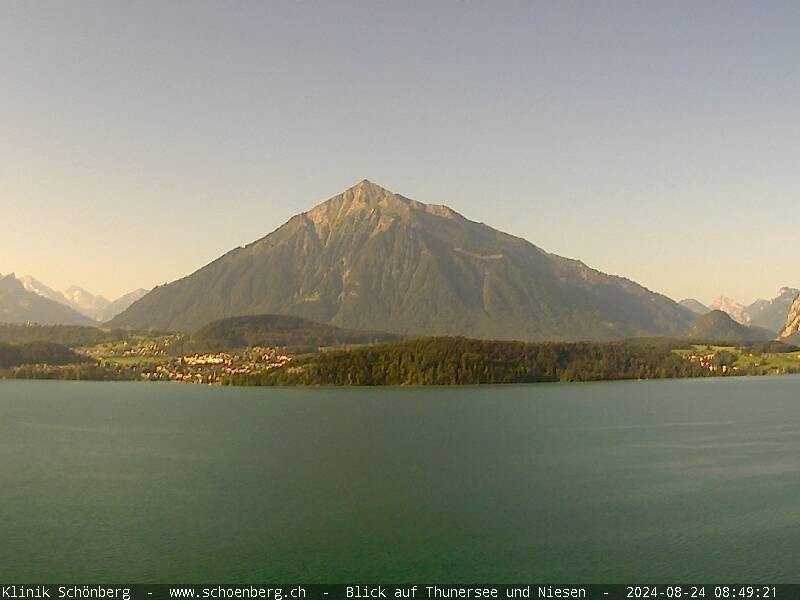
[351,178,398,200]
[317,179,462,221]
[353,178,382,191]
[301,180,458,238]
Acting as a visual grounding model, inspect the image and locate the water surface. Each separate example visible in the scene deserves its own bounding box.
[1,377,799,582]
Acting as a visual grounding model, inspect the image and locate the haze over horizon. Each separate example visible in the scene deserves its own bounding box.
[3,1,799,304]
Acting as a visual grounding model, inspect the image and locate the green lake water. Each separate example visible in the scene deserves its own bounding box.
[1,377,799,582]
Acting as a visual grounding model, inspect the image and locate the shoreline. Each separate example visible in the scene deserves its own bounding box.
[3,368,800,387]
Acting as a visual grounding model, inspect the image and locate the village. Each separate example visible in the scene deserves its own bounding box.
[74,335,295,384]
[685,350,737,374]
[140,347,293,384]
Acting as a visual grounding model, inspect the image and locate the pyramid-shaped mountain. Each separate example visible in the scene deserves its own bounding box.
[111,180,694,340]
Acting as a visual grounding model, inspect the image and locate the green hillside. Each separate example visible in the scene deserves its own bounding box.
[0,323,130,347]
[172,313,402,354]
[0,341,91,368]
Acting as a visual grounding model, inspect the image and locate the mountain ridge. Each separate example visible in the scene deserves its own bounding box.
[19,275,147,321]
[681,287,798,333]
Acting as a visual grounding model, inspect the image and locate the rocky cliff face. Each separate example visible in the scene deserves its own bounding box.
[709,296,749,324]
[779,294,800,340]
[111,180,695,339]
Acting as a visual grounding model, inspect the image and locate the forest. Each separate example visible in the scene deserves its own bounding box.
[222,337,711,386]
[0,341,90,368]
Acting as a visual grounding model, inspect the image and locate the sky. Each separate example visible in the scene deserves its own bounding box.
[2,1,799,304]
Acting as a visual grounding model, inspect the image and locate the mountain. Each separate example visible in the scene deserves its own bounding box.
[63,286,111,318]
[679,299,710,315]
[708,296,749,324]
[745,287,799,332]
[172,313,402,354]
[0,274,94,326]
[687,310,774,343]
[779,295,800,342]
[20,276,148,322]
[97,288,148,322]
[111,180,695,340]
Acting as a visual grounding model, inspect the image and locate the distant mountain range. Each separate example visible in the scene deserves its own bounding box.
[680,287,799,335]
[0,273,93,326]
[6,180,798,343]
[111,180,697,340]
[18,275,147,322]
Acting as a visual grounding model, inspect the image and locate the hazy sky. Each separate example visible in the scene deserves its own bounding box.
[2,1,799,304]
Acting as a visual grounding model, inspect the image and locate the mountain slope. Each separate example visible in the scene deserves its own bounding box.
[111,180,695,340]
[679,299,710,315]
[687,310,774,342]
[0,274,94,326]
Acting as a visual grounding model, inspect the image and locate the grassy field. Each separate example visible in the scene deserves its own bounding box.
[104,355,165,367]
[735,350,800,374]
[673,343,800,375]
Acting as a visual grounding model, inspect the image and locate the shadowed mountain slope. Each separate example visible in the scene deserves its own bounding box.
[111,180,695,340]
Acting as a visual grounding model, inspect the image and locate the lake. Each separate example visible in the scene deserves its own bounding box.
[1,377,799,583]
